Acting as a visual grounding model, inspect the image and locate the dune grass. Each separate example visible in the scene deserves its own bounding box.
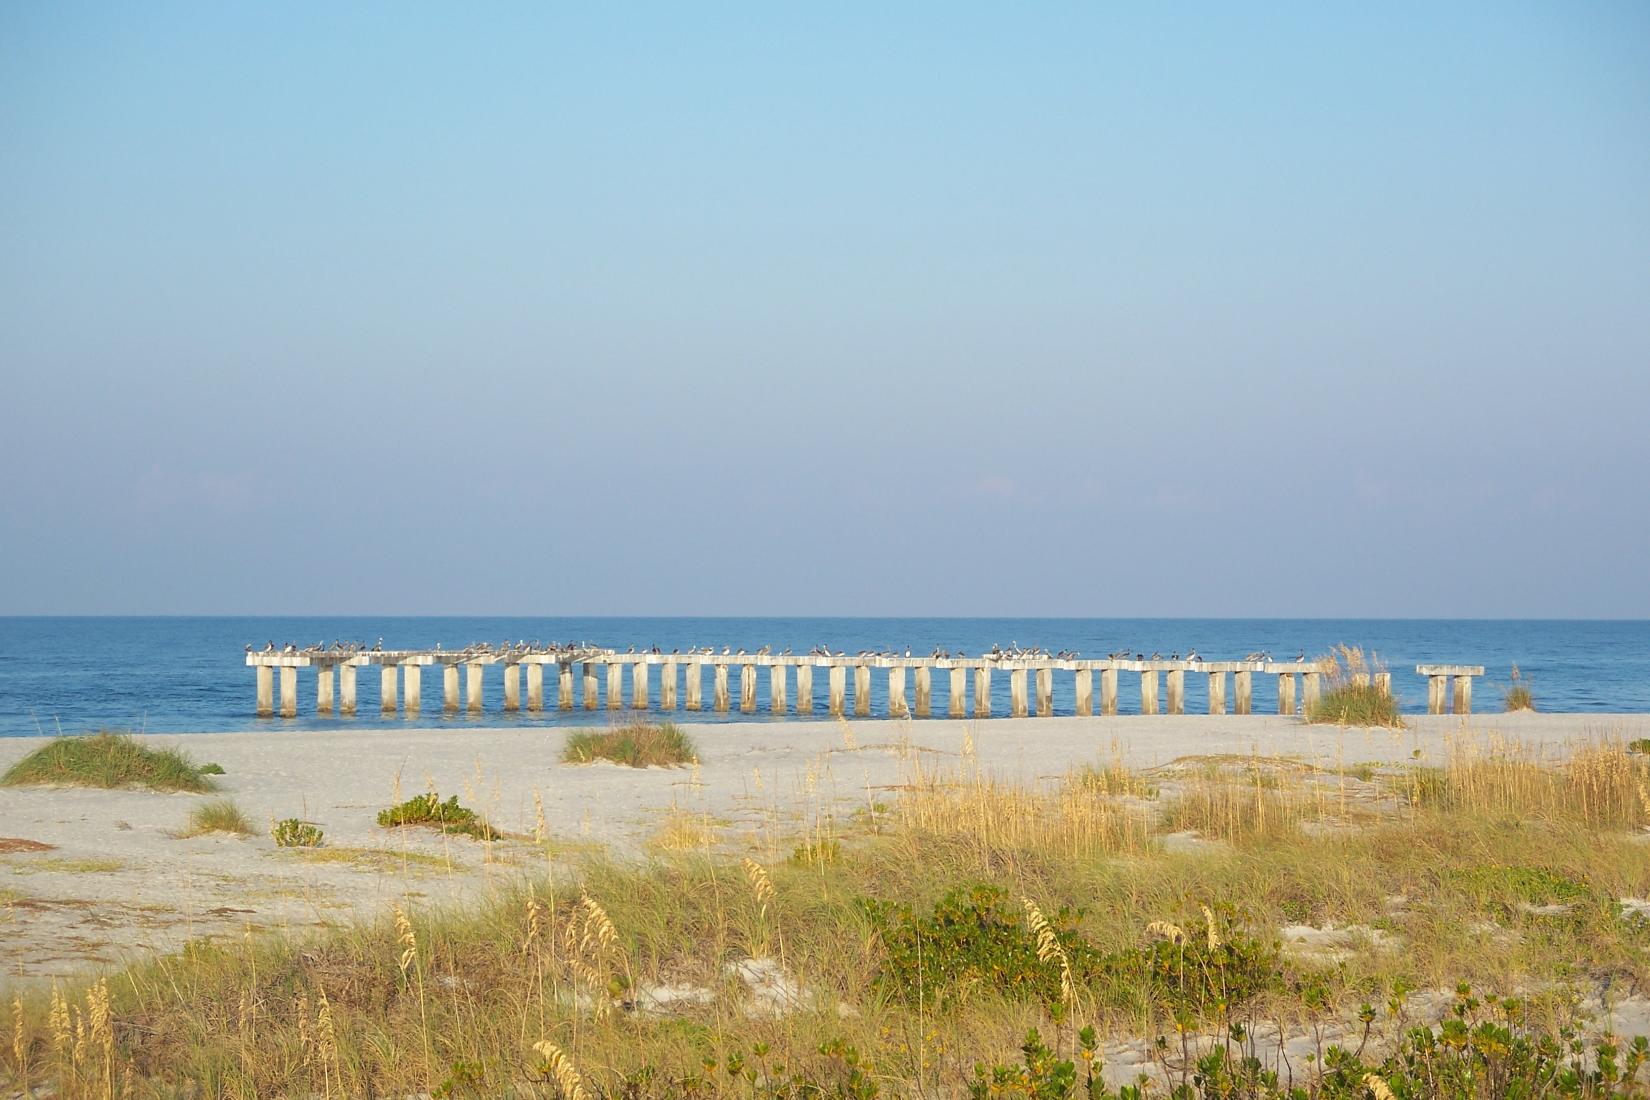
[180,798,253,837]
[1304,645,1403,727]
[1503,663,1536,712]
[562,721,698,767]
[6,739,1650,1097]
[0,731,218,793]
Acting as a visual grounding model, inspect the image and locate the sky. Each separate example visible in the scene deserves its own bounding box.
[2,2,1647,618]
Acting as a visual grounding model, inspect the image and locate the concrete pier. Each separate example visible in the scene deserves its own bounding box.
[248,646,1496,724]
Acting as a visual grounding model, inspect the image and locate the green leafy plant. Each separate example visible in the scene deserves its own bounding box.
[271,818,324,847]
[377,792,499,840]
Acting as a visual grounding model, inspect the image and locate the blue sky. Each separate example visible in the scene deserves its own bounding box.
[2,3,1647,616]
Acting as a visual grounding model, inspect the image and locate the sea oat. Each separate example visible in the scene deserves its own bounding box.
[396,907,417,975]
[1202,905,1221,950]
[1146,920,1187,945]
[1022,897,1077,1008]
[533,1040,589,1100]
[1362,1073,1397,1100]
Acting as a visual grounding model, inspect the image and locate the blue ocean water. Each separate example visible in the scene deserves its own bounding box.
[0,618,1645,737]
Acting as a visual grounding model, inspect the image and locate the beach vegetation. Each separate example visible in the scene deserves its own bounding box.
[198,762,226,775]
[271,818,324,848]
[1305,645,1403,727]
[377,792,499,840]
[562,721,698,767]
[1503,664,1536,712]
[6,737,1650,1096]
[0,731,218,793]
[181,798,253,837]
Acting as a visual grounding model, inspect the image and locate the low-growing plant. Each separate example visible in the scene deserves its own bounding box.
[562,722,698,767]
[183,798,253,837]
[1,731,218,792]
[1504,664,1536,712]
[198,762,226,775]
[271,818,324,847]
[377,792,499,840]
[1631,739,1650,756]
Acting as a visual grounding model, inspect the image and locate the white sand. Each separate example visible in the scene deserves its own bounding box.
[0,711,1643,988]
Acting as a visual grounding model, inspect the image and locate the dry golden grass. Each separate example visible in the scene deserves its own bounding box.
[5,735,1650,1097]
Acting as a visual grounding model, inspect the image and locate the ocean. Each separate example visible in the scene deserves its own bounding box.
[0,617,1644,737]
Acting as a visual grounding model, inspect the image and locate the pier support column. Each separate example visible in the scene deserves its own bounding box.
[1010,669,1028,717]
[1074,669,1093,716]
[339,664,357,716]
[796,664,813,713]
[1278,674,1296,715]
[974,667,992,718]
[466,663,484,715]
[888,666,908,718]
[949,668,967,717]
[256,666,273,717]
[740,665,757,713]
[1374,672,1391,696]
[714,664,731,713]
[1453,675,1473,715]
[1165,670,1183,715]
[1100,668,1117,716]
[403,665,421,716]
[316,665,334,715]
[378,666,396,715]
[1207,671,1226,715]
[770,664,787,714]
[828,666,846,715]
[1427,675,1446,715]
[1352,672,1370,689]
[443,666,459,713]
[1140,670,1159,715]
[633,662,650,710]
[1302,671,1321,714]
[914,666,931,717]
[503,665,520,712]
[1035,668,1053,717]
[280,666,298,718]
[583,663,598,710]
[685,662,702,711]
[526,664,544,712]
[854,665,871,716]
[661,661,677,710]
[1234,671,1251,715]
[606,663,623,710]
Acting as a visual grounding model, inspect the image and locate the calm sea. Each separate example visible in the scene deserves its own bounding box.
[0,617,1644,737]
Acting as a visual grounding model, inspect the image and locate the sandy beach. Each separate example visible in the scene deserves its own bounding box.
[1,711,1645,989]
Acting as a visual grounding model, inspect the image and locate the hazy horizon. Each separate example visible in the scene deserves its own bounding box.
[4,3,1647,619]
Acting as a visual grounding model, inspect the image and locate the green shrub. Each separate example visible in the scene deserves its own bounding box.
[377,792,499,840]
[562,722,698,767]
[272,818,324,847]
[198,762,226,775]
[1,731,218,792]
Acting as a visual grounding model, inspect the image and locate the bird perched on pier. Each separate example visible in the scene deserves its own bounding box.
[1295,650,1305,662]
[244,643,254,653]
[1186,649,1200,662]
[372,638,384,652]
[757,645,771,656]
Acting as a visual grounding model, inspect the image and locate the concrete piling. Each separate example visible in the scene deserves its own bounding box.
[661,660,677,710]
[316,665,334,715]
[582,663,598,710]
[914,666,931,717]
[1165,669,1183,715]
[1140,669,1158,715]
[1035,667,1052,717]
[741,664,757,714]
[256,665,273,717]
[444,665,459,713]
[1208,671,1226,715]
[828,666,845,715]
[1302,670,1321,713]
[888,666,908,717]
[974,666,992,718]
[770,663,787,714]
[854,665,871,716]
[685,661,703,711]
[1100,668,1117,716]
[714,664,731,713]
[403,664,421,716]
[796,663,813,713]
[606,663,623,711]
[503,664,520,712]
[1234,670,1251,715]
[1010,668,1028,718]
[949,667,967,717]
[526,663,544,712]
[1453,675,1472,714]
[466,663,483,715]
[633,661,650,710]
[379,666,396,715]
[1074,668,1093,716]
[280,666,298,718]
[339,663,356,716]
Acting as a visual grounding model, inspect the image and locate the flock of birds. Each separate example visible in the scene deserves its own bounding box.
[250,639,1307,664]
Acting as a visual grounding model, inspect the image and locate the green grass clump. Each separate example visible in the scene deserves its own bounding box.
[198,762,226,775]
[271,818,324,848]
[1,732,218,792]
[1503,664,1535,712]
[1306,683,1403,728]
[1630,739,1650,756]
[377,792,499,840]
[182,799,253,837]
[562,722,697,768]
